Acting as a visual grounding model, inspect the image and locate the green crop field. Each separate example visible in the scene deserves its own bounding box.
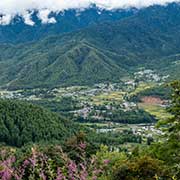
[139,103,172,121]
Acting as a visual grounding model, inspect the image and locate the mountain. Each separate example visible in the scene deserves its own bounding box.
[0,99,76,147]
[0,3,180,89]
[0,7,136,43]
[0,40,130,89]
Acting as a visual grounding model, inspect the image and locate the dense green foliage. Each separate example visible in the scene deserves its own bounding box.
[112,156,168,180]
[33,97,80,114]
[80,108,156,124]
[0,3,180,89]
[0,99,76,147]
[88,130,142,146]
[149,81,180,176]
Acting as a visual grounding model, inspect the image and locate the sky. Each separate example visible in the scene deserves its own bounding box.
[0,0,179,25]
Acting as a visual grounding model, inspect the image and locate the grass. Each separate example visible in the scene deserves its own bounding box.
[92,91,124,105]
[130,82,155,96]
[139,103,172,121]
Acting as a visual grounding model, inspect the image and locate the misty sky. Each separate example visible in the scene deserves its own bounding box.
[0,0,179,25]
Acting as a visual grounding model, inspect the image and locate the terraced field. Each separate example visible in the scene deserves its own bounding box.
[92,91,125,105]
[139,103,172,121]
[129,82,155,96]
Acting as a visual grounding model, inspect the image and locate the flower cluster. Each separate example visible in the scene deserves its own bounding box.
[0,143,110,180]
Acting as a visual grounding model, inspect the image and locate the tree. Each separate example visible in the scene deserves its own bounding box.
[150,81,180,178]
[167,81,180,138]
[112,156,167,180]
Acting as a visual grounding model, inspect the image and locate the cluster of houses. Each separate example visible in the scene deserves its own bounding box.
[134,69,169,83]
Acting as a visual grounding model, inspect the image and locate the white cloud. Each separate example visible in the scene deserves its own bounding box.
[38,9,56,24]
[0,0,179,25]
[23,12,35,26]
[0,14,12,25]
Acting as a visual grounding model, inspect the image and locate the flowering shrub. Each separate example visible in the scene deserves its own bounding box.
[0,142,110,180]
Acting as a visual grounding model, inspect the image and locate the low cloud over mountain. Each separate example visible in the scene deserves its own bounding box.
[0,0,179,25]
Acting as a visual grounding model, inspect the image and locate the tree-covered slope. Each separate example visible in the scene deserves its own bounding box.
[84,3,180,62]
[0,40,131,89]
[0,99,75,147]
[0,3,180,89]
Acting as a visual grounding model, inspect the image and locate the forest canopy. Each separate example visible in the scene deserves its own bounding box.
[0,99,76,147]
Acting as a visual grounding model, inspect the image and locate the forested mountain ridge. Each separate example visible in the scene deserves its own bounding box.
[0,40,131,89]
[0,99,76,147]
[0,3,180,89]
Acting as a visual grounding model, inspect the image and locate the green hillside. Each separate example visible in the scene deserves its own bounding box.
[0,40,130,89]
[0,3,180,89]
[0,99,75,147]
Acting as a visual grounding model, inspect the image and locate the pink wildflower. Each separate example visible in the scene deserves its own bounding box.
[79,143,86,150]
[103,159,110,165]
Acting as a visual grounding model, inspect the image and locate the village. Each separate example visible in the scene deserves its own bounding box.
[0,69,169,142]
